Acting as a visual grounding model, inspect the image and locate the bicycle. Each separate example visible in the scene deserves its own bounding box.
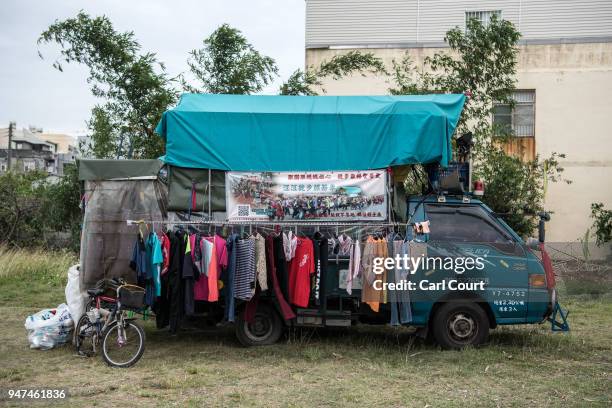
[74,278,146,368]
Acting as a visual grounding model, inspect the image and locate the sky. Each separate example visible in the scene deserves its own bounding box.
[0,0,305,135]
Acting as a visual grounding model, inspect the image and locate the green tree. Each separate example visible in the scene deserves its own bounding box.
[280,51,387,95]
[184,24,278,94]
[389,15,569,237]
[390,16,520,139]
[590,203,612,246]
[0,168,81,250]
[38,11,177,159]
[475,150,567,235]
[42,165,82,251]
[0,171,49,247]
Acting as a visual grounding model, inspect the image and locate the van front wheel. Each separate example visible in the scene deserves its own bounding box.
[431,302,489,349]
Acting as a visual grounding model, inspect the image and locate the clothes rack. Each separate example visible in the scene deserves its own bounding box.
[126,219,405,228]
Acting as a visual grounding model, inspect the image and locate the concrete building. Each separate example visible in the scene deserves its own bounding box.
[0,125,77,176]
[305,0,612,247]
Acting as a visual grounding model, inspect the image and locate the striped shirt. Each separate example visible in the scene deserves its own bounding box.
[234,238,256,301]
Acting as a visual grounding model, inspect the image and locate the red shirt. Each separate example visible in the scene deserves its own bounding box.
[288,237,315,307]
[158,232,171,275]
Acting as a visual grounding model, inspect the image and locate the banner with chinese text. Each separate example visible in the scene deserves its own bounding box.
[226,170,387,221]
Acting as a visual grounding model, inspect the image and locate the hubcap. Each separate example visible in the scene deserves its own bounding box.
[245,314,273,340]
[448,313,476,342]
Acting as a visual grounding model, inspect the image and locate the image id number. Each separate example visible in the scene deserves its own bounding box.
[4,388,67,400]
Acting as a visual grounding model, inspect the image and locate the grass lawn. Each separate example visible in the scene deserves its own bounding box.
[0,247,610,407]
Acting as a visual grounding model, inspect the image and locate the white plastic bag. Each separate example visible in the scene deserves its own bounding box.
[65,264,85,325]
[25,304,73,350]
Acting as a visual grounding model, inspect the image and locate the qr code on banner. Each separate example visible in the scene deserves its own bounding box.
[237,205,250,217]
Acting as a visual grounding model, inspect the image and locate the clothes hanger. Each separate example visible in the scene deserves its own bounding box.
[394,225,404,241]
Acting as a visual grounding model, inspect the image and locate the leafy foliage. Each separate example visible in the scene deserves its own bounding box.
[390,15,520,142]
[0,168,82,250]
[590,203,612,246]
[39,14,386,158]
[41,165,82,250]
[38,11,177,159]
[280,51,387,95]
[389,15,568,237]
[476,150,567,235]
[280,69,320,96]
[0,171,49,247]
[184,24,278,94]
[33,15,396,251]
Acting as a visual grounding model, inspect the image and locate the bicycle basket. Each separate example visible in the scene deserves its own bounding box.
[118,285,146,310]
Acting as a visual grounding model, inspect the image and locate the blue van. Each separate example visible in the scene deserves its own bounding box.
[235,195,566,349]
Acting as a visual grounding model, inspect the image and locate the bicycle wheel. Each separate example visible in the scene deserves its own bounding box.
[75,314,97,357]
[73,299,95,346]
[101,320,145,368]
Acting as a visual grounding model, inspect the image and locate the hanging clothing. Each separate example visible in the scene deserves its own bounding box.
[387,235,412,325]
[168,230,187,333]
[361,236,387,312]
[394,240,413,324]
[183,234,196,316]
[264,236,296,320]
[131,233,163,307]
[312,235,328,306]
[214,235,228,270]
[191,234,203,279]
[337,234,353,256]
[273,234,289,300]
[413,220,431,235]
[253,233,268,291]
[212,234,227,302]
[346,240,361,295]
[283,231,298,261]
[234,238,256,301]
[328,237,339,255]
[224,234,239,322]
[183,234,199,316]
[146,232,163,302]
[158,232,171,276]
[206,237,219,302]
[130,235,146,286]
[247,235,296,322]
[154,232,170,329]
[193,237,212,301]
[288,237,315,308]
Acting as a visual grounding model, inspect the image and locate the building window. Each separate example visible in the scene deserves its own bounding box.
[465,10,501,29]
[493,90,535,137]
[23,160,36,172]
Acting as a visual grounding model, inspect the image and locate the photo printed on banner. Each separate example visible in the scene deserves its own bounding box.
[226,170,387,221]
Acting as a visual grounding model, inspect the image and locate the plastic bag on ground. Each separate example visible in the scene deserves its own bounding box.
[25,304,74,350]
[65,264,86,325]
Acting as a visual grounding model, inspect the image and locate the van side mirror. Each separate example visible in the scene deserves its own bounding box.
[526,237,540,251]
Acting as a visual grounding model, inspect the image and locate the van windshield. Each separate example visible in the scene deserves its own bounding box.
[425,204,513,244]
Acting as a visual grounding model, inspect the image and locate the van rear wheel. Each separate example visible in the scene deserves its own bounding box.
[236,304,283,347]
[431,301,489,349]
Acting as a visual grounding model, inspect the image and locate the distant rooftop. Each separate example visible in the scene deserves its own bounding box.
[0,126,55,149]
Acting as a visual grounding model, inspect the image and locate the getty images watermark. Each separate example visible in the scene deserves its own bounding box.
[371,254,487,291]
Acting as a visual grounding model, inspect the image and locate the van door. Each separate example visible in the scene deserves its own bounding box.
[422,204,529,322]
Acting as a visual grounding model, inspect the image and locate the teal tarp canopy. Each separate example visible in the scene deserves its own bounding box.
[155,93,465,171]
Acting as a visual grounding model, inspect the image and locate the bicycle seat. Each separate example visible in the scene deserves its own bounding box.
[87,288,105,297]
